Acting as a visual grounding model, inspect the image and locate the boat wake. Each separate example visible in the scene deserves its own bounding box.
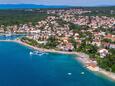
[30,51,48,56]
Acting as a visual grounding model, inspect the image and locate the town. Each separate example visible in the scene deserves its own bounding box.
[0,8,115,73]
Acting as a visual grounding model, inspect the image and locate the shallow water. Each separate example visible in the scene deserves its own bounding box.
[0,42,115,86]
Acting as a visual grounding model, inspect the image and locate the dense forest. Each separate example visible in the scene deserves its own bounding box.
[0,9,49,25]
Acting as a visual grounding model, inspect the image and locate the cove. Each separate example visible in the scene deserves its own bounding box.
[0,42,115,86]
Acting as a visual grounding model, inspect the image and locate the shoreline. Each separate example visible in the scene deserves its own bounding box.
[0,39,115,81]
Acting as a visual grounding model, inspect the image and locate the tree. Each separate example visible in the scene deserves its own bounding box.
[45,36,59,49]
[102,38,112,43]
[69,37,77,50]
[111,64,115,72]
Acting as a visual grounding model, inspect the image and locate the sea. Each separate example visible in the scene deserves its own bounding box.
[0,42,115,86]
[0,4,70,9]
[0,34,25,40]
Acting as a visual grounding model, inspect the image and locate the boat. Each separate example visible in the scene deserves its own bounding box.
[29,52,33,55]
[29,51,48,56]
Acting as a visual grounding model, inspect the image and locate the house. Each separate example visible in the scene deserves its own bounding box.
[98,49,109,58]
[105,34,115,41]
[110,44,115,49]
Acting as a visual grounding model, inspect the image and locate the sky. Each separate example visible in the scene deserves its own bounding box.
[0,0,115,6]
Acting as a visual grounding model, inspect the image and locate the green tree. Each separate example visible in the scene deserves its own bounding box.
[45,36,59,49]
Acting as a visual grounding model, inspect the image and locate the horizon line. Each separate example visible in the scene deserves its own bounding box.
[0,3,115,7]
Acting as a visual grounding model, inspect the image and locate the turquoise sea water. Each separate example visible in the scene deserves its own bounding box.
[0,42,115,86]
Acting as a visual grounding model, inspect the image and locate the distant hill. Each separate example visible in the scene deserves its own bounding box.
[0,4,72,9]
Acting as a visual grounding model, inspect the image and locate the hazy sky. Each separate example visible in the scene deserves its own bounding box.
[0,0,115,6]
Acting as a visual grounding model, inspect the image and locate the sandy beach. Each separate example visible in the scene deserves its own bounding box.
[0,39,115,81]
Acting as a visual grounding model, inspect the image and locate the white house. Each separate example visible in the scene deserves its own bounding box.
[98,49,109,58]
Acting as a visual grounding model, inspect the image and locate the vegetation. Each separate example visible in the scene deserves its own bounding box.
[97,49,115,72]
[21,36,60,49]
[69,23,81,32]
[45,36,59,49]
[0,9,49,25]
[21,37,38,46]
[80,6,115,17]
[69,37,77,50]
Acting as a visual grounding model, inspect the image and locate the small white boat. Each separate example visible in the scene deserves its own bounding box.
[29,51,48,56]
[30,52,33,55]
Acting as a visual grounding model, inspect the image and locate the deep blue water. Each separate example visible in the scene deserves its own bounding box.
[0,42,115,86]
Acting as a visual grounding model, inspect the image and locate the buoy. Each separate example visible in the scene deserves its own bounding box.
[68,73,72,75]
[81,72,85,75]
